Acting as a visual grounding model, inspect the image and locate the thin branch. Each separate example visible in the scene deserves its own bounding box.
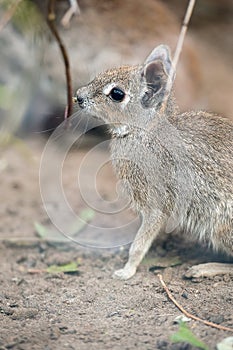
[161,0,196,113]
[47,0,73,120]
[61,0,80,27]
[0,0,23,33]
[171,0,196,82]
[158,273,233,333]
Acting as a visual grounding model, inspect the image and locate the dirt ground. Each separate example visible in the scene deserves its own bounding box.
[0,137,232,350]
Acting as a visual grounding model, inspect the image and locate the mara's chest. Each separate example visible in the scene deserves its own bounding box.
[110,138,150,206]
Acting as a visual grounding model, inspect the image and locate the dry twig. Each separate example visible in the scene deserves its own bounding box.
[61,0,80,27]
[47,0,73,120]
[158,273,233,333]
[170,0,196,83]
[160,0,196,113]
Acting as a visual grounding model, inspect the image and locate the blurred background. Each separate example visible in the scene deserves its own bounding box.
[0,0,232,136]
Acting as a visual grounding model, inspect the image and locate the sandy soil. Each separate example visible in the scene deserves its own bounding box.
[0,138,232,350]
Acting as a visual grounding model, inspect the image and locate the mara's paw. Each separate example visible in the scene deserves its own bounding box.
[112,266,136,280]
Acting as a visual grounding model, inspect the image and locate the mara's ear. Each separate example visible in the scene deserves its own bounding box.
[140,45,173,108]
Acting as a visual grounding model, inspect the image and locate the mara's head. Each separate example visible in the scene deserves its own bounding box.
[75,45,174,130]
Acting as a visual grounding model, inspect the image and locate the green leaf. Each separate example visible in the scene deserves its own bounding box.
[34,222,49,239]
[171,322,209,350]
[34,222,69,242]
[46,261,79,274]
[144,255,182,269]
[71,208,95,235]
[34,208,95,242]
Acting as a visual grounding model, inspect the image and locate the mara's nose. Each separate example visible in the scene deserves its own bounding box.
[76,96,84,105]
[74,94,85,108]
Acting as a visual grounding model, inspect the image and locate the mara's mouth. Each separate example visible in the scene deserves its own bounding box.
[110,124,130,138]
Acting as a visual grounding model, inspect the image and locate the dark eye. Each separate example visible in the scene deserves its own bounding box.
[109,87,125,102]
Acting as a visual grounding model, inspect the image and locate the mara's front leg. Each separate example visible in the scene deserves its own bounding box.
[113,212,165,280]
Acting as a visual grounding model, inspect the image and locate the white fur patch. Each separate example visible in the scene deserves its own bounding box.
[103,83,117,96]
[120,94,130,109]
[103,83,130,108]
[112,125,130,138]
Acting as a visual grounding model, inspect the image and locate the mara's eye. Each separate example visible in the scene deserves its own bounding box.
[109,87,125,102]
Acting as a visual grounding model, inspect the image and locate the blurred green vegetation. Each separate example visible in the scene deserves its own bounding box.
[0,0,44,35]
[0,0,48,136]
[0,84,12,110]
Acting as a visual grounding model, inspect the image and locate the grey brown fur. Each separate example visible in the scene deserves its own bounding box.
[75,45,233,279]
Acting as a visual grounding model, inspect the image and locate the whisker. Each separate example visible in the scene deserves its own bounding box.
[33,127,59,134]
